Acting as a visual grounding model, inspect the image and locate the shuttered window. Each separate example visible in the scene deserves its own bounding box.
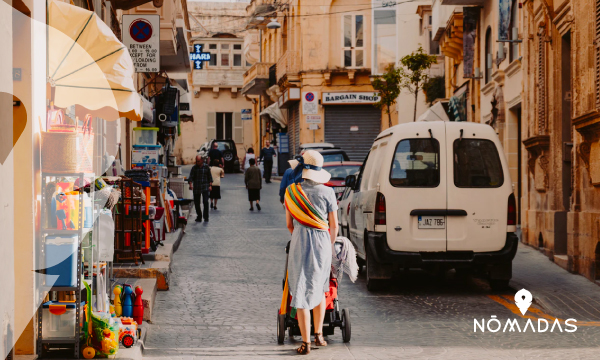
[206,112,216,140]
[537,35,546,134]
[233,112,243,143]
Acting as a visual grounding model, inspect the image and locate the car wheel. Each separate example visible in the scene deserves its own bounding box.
[365,245,385,292]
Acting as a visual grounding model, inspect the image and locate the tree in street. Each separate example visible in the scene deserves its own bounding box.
[372,64,402,128]
[398,47,438,122]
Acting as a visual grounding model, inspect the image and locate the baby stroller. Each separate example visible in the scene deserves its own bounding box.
[277,241,351,344]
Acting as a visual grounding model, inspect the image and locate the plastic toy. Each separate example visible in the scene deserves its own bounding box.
[113,285,123,317]
[122,284,134,318]
[133,286,144,325]
[82,282,119,358]
[118,317,138,348]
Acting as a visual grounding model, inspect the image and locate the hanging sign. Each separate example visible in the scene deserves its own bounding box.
[302,91,318,115]
[322,92,381,105]
[498,0,513,41]
[190,44,212,70]
[123,15,160,73]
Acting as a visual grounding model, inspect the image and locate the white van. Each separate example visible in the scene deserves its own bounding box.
[345,121,518,291]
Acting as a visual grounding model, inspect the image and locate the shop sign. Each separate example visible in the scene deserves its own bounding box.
[241,109,252,121]
[190,44,212,70]
[306,115,322,124]
[123,15,160,73]
[322,92,381,105]
[279,88,302,108]
[302,91,318,114]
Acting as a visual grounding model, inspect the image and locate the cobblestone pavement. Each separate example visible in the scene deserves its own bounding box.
[144,174,600,359]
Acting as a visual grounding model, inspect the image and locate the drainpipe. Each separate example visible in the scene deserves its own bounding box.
[259,29,263,150]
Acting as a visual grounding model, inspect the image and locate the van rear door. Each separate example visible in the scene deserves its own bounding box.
[385,122,447,252]
[445,123,511,252]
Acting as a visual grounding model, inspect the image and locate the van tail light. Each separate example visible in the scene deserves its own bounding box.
[507,193,517,226]
[347,203,351,216]
[375,192,386,225]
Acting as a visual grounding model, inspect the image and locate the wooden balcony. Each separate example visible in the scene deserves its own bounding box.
[276,51,301,85]
[242,62,275,95]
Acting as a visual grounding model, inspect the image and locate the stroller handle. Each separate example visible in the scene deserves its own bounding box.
[285,240,290,254]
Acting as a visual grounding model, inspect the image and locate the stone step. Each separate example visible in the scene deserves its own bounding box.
[113,260,171,291]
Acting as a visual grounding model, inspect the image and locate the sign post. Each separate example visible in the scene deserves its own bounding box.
[123,15,160,73]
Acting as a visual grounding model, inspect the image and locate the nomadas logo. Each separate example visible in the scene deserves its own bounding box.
[474,288,578,333]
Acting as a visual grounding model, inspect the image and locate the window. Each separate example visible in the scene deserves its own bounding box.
[221,53,229,66]
[485,27,493,83]
[210,55,217,66]
[323,154,345,163]
[209,44,217,50]
[234,44,242,50]
[221,44,229,50]
[343,14,365,68]
[234,54,242,67]
[374,10,396,74]
[453,139,504,188]
[390,139,440,187]
[354,151,370,192]
[429,30,440,55]
[509,0,519,62]
[216,113,233,139]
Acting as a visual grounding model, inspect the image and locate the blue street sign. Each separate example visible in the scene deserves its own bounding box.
[190,44,211,70]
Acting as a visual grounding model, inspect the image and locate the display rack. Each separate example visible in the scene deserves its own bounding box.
[37,172,95,359]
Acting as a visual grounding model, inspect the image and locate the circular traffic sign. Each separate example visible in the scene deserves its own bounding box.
[305,92,315,102]
[129,19,153,43]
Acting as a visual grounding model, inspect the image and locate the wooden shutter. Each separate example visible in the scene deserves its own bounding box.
[596,0,600,107]
[537,35,546,134]
[207,112,216,140]
[233,112,243,143]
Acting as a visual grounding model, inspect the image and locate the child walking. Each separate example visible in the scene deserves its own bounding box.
[210,159,225,210]
[244,158,262,211]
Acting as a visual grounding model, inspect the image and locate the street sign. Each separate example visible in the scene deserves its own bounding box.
[190,44,212,70]
[13,68,21,81]
[306,115,322,124]
[308,124,319,130]
[302,91,318,114]
[123,15,160,73]
[241,109,252,121]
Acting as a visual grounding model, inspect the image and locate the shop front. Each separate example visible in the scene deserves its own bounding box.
[322,92,381,162]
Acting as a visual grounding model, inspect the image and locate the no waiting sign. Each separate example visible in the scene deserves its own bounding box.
[123,15,160,73]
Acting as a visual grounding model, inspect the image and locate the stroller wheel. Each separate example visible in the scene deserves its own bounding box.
[341,309,351,343]
[277,312,286,344]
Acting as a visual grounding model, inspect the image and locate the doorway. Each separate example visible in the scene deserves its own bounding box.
[555,31,573,256]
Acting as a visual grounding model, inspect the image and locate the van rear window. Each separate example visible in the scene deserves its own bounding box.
[390,139,440,187]
[453,139,504,188]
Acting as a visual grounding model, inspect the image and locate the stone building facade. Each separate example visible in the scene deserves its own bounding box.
[521,0,600,281]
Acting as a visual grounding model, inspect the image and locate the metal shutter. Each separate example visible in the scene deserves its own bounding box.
[289,103,300,156]
[324,105,381,161]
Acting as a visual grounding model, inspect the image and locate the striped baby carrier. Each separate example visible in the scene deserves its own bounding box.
[284,183,329,231]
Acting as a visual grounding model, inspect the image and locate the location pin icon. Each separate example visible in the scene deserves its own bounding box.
[514,289,533,316]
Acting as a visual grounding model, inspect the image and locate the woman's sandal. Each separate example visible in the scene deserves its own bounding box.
[314,333,328,347]
[296,341,311,355]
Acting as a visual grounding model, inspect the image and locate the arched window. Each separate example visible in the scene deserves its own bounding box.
[509,0,519,62]
[485,27,493,83]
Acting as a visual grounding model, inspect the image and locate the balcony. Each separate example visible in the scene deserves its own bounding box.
[276,51,301,85]
[242,62,275,95]
[432,0,460,41]
[441,0,483,4]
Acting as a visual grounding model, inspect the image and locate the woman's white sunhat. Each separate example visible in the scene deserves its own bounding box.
[288,159,299,169]
[300,150,331,184]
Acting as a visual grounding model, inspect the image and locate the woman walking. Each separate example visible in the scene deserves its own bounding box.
[244,158,262,211]
[284,150,338,355]
[210,159,224,210]
[242,148,255,172]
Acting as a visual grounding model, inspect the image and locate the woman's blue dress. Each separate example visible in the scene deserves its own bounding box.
[288,180,338,309]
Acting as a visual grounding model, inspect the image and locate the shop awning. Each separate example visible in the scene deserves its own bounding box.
[260,102,287,127]
[417,101,450,122]
[47,0,142,121]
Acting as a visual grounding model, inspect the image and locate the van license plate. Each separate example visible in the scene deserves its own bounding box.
[418,216,446,229]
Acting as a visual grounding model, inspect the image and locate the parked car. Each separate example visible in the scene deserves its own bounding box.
[202,139,240,173]
[323,161,362,199]
[345,121,517,291]
[337,186,355,239]
[300,142,338,152]
[319,149,351,163]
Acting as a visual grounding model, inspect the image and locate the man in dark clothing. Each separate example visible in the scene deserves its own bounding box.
[258,140,276,183]
[188,155,213,222]
[207,142,224,168]
[244,158,262,211]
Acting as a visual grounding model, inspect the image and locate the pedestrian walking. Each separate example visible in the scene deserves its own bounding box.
[258,140,276,183]
[244,158,262,211]
[284,150,338,355]
[210,159,224,210]
[207,142,224,168]
[242,147,256,172]
[279,159,302,204]
[187,155,213,222]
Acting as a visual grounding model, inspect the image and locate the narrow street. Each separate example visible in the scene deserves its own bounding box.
[143,174,600,359]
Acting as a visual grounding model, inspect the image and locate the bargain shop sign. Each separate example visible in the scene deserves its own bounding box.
[322,92,381,105]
